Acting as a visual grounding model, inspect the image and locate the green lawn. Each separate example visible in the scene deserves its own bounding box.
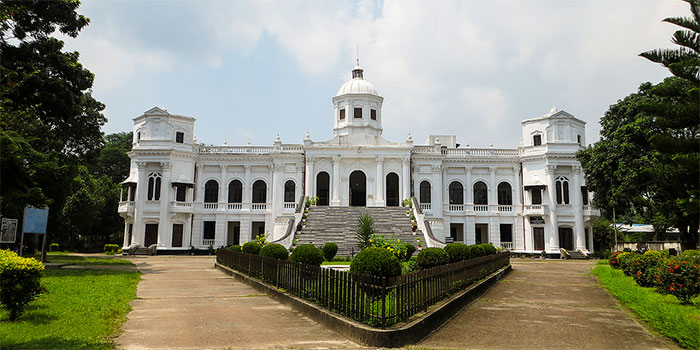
[41,252,135,266]
[592,264,700,349]
[0,267,140,349]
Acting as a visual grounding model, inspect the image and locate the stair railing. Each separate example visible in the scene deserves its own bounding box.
[412,196,446,248]
[269,218,295,248]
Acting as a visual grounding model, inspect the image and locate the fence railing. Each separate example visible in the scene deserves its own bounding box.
[217,250,509,328]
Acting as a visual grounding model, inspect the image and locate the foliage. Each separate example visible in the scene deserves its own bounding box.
[468,243,496,259]
[0,250,45,321]
[289,244,324,266]
[43,252,133,266]
[622,252,665,287]
[349,247,402,278]
[241,241,262,255]
[49,243,59,252]
[259,243,289,260]
[655,258,700,305]
[368,233,407,261]
[679,249,700,264]
[592,218,615,252]
[0,268,140,349]
[322,242,338,261]
[593,264,700,349]
[103,244,119,255]
[228,245,242,252]
[355,213,375,250]
[401,257,418,274]
[404,244,416,260]
[401,198,412,208]
[252,233,268,246]
[416,247,449,270]
[444,243,470,263]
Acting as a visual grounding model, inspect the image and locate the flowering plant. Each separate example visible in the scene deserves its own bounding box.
[369,233,408,261]
[655,258,700,304]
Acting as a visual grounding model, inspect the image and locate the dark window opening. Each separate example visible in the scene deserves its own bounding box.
[228,180,242,203]
[176,186,186,202]
[339,109,345,120]
[147,178,154,200]
[563,181,570,204]
[497,182,512,205]
[252,180,266,203]
[500,224,513,243]
[448,182,463,204]
[172,224,183,247]
[385,173,399,206]
[284,180,295,202]
[204,180,219,203]
[420,181,431,204]
[176,132,184,143]
[577,135,582,145]
[473,181,488,205]
[581,186,589,205]
[147,174,162,201]
[555,181,562,204]
[531,189,542,205]
[354,107,362,119]
[128,185,136,201]
[371,109,377,120]
[203,221,216,240]
[145,223,158,246]
[533,134,542,146]
[316,172,330,206]
[137,132,141,141]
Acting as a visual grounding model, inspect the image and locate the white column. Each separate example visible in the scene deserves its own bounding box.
[195,164,204,203]
[331,156,341,206]
[133,162,147,246]
[545,165,559,252]
[243,164,251,211]
[489,167,497,211]
[158,162,171,247]
[513,166,524,251]
[305,156,314,197]
[433,164,443,217]
[375,157,385,206]
[219,165,227,207]
[271,162,283,218]
[573,165,585,250]
[465,166,472,207]
[401,157,410,201]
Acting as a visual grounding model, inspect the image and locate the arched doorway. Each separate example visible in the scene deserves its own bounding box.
[349,170,366,206]
[386,172,399,206]
[316,172,330,206]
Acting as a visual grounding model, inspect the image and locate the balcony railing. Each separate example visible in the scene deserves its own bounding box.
[449,204,464,212]
[501,242,514,250]
[118,201,135,213]
[474,205,488,212]
[251,203,267,211]
[498,205,513,212]
[202,239,215,246]
[227,203,242,210]
[283,202,296,209]
[203,203,219,210]
[523,204,548,215]
[420,203,432,211]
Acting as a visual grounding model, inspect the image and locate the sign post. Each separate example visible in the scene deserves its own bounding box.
[20,206,49,261]
[0,218,18,244]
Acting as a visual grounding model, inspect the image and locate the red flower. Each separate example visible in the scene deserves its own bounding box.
[678,284,683,287]
[669,286,674,291]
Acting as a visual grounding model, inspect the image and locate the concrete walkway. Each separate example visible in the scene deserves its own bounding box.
[116,256,365,350]
[420,260,677,350]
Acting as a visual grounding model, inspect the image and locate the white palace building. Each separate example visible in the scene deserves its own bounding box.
[118,63,600,255]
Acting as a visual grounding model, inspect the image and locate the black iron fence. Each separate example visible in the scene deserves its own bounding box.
[216,249,509,328]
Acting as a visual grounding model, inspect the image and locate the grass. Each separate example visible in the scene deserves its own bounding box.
[592,264,700,349]
[321,261,351,265]
[40,252,135,266]
[0,268,141,349]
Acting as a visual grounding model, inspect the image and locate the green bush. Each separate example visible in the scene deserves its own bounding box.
[228,245,242,252]
[49,243,60,252]
[289,244,324,266]
[479,243,497,255]
[259,243,289,260]
[444,243,470,263]
[104,244,120,254]
[369,233,408,261]
[655,258,700,304]
[679,249,700,264]
[626,253,665,287]
[356,214,375,250]
[609,251,623,268]
[0,250,45,321]
[241,241,262,255]
[350,247,402,278]
[468,244,486,258]
[401,256,418,274]
[416,247,449,270]
[322,242,338,261]
[619,252,641,275]
[404,244,416,261]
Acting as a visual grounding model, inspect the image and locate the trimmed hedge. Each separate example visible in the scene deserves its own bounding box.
[0,250,45,321]
[416,247,449,270]
[322,242,338,261]
[404,244,416,261]
[242,241,262,255]
[350,247,402,278]
[104,244,120,254]
[228,245,242,252]
[289,244,324,266]
[444,243,469,263]
[259,243,289,260]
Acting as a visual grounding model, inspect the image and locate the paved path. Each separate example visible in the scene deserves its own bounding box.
[420,260,677,350]
[116,256,365,350]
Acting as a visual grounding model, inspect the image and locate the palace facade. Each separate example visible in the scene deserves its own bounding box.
[119,63,600,254]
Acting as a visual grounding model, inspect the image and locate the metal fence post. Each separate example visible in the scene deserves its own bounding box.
[381,277,386,329]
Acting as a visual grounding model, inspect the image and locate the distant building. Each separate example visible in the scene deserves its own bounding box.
[119,63,600,254]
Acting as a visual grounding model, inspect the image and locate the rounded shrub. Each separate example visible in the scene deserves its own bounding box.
[644,250,663,259]
[479,243,497,256]
[444,243,470,263]
[468,244,486,258]
[404,244,416,261]
[0,250,45,321]
[608,251,622,268]
[679,249,700,264]
[289,244,324,266]
[259,243,289,260]
[416,247,449,270]
[241,241,262,255]
[350,247,402,278]
[655,258,700,304]
[322,242,338,261]
[228,245,242,252]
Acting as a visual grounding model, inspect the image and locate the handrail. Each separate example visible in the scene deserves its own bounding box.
[412,196,422,215]
[423,220,446,248]
[296,195,307,214]
[270,218,295,246]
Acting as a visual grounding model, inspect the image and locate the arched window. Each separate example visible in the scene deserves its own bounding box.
[497,182,512,205]
[284,180,295,202]
[204,180,219,203]
[316,172,330,206]
[228,180,242,203]
[420,181,431,204]
[385,173,399,206]
[252,180,267,203]
[555,176,569,204]
[473,181,488,205]
[448,182,463,204]
[147,172,162,200]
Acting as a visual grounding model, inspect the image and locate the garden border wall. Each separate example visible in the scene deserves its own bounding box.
[214,261,511,347]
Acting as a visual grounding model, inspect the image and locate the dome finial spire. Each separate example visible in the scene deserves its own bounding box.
[352,45,364,80]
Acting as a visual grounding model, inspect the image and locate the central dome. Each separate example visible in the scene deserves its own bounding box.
[336,64,378,96]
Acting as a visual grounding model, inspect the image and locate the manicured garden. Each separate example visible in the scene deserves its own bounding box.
[593,250,700,349]
[1,251,141,349]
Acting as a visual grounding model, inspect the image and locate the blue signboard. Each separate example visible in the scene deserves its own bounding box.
[23,206,49,234]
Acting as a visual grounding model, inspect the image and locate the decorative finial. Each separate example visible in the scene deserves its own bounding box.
[490,143,494,148]
[223,139,227,146]
[275,134,281,143]
[406,131,413,143]
[247,139,251,146]
[304,131,311,140]
[193,136,197,143]
[550,106,558,113]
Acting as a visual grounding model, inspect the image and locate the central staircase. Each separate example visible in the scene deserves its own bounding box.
[295,206,422,256]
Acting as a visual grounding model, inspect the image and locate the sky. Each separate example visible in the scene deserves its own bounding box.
[61,0,687,148]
